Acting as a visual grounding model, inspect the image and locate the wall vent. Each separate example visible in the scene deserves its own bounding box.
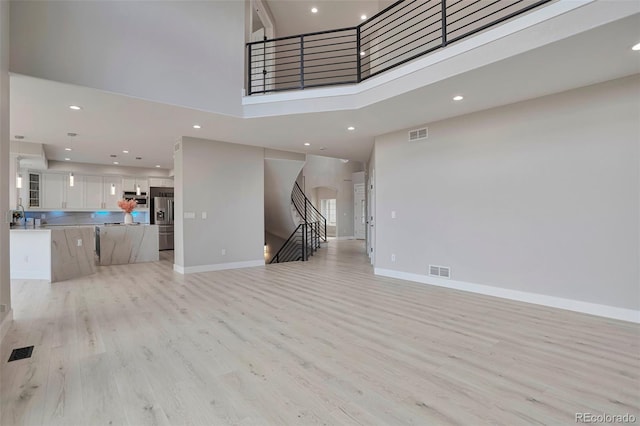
[408,127,428,142]
[429,264,450,279]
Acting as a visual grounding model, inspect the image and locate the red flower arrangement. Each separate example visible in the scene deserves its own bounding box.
[117,199,137,213]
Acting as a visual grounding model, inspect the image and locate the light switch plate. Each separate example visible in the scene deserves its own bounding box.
[77,239,82,247]
[202,212,207,219]
[391,211,396,219]
[184,212,196,219]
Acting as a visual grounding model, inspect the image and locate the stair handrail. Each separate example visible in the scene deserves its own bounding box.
[292,182,327,241]
[270,223,306,264]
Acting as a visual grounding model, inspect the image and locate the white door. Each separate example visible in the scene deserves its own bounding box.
[354,183,366,239]
[367,170,375,264]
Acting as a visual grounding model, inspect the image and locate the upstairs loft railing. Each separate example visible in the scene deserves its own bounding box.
[246,0,552,95]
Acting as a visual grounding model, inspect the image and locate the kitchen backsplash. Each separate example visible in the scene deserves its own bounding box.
[23,210,150,226]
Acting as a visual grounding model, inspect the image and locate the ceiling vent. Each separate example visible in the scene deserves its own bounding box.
[408,127,427,142]
[429,264,450,279]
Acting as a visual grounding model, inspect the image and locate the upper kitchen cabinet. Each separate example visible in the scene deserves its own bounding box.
[84,175,105,209]
[41,173,65,209]
[148,177,174,188]
[41,172,85,209]
[122,177,149,193]
[102,178,123,210]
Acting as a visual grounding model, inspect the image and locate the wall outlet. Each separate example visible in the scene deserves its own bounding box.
[391,210,396,219]
[184,212,195,219]
[91,213,95,219]
[201,212,207,219]
[391,253,396,262]
[221,249,226,256]
[77,239,82,247]
[41,214,46,219]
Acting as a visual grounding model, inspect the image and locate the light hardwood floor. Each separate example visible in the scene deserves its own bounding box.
[1,240,638,425]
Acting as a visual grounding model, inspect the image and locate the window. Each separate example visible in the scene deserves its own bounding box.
[320,199,336,226]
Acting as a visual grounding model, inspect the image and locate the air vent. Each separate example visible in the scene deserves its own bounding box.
[8,346,34,362]
[408,127,428,142]
[429,264,450,279]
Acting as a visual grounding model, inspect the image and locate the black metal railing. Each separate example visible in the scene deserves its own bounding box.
[291,181,327,242]
[246,0,551,95]
[269,221,322,264]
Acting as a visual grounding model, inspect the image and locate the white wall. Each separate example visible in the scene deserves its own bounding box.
[302,155,364,238]
[0,0,11,334]
[174,137,264,273]
[10,0,245,116]
[374,75,640,315]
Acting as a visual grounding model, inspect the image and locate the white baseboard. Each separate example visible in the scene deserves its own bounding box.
[10,270,51,281]
[174,259,265,274]
[374,268,640,324]
[0,310,13,343]
[336,236,355,240]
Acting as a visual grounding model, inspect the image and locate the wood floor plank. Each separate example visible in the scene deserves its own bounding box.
[1,240,638,425]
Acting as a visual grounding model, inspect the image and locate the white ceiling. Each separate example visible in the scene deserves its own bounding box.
[265,0,388,37]
[9,6,640,169]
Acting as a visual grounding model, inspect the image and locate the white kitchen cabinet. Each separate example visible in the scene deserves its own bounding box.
[65,174,85,209]
[84,176,104,209]
[148,178,174,188]
[102,178,122,210]
[41,173,65,209]
[122,177,149,193]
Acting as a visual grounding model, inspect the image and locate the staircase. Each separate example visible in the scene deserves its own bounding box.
[270,182,327,264]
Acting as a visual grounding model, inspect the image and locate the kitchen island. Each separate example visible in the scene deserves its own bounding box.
[10,226,96,282]
[95,224,159,265]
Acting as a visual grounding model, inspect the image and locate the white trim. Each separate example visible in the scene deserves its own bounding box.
[374,268,640,324]
[10,270,51,281]
[336,236,355,240]
[0,310,14,344]
[174,259,265,274]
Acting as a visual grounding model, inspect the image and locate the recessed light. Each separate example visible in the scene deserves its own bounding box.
[110,154,117,158]
[69,105,81,110]
[135,157,142,160]
[453,95,464,101]
[67,132,77,137]
[193,124,201,129]
[113,161,119,165]
[361,14,367,20]
[347,126,355,131]
[155,165,161,168]
[14,135,24,140]
[360,51,365,56]
[65,158,71,161]
[319,147,327,151]
[304,142,311,146]
[311,7,318,13]
[632,42,640,51]
[122,150,129,154]
[65,148,72,151]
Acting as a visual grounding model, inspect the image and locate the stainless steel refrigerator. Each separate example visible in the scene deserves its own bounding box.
[154,197,174,250]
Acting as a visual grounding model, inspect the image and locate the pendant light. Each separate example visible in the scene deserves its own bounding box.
[69,172,75,187]
[110,183,116,195]
[136,184,141,196]
[16,173,22,189]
